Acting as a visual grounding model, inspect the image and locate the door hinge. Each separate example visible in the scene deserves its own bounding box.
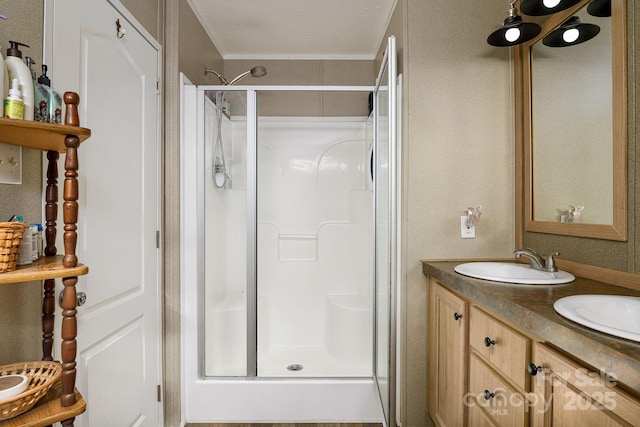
[157,384,161,402]
[156,230,160,248]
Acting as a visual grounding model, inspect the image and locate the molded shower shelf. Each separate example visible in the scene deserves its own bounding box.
[278,234,318,261]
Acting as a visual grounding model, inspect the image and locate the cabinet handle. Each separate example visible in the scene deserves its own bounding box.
[528,363,542,376]
[484,336,496,347]
[484,389,495,400]
[454,312,463,320]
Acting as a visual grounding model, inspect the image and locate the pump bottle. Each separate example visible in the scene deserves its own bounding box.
[5,41,34,120]
[0,14,8,100]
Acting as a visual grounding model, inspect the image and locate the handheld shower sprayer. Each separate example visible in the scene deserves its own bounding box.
[204,65,268,85]
[204,65,267,189]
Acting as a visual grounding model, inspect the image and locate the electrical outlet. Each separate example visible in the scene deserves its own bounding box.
[0,143,22,184]
[460,215,476,239]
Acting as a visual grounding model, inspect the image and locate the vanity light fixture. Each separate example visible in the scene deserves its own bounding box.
[520,0,581,16]
[487,0,541,47]
[542,16,600,47]
[587,0,611,17]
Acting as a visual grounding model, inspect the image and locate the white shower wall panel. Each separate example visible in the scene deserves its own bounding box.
[257,118,374,376]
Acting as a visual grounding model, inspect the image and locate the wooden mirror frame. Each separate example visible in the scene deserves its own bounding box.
[516,0,627,241]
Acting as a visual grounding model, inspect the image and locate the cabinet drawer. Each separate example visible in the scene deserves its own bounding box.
[469,353,528,427]
[470,306,530,388]
[468,401,499,427]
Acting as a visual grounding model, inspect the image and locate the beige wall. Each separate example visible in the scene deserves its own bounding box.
[121,0,163,41]
[179,0,223,85]
[385,0,516,425]
[0,0,46,365]
[224,59,374,116]
[169,0,517,425]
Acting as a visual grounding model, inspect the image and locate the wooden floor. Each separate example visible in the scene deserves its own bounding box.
[185,424,382,427]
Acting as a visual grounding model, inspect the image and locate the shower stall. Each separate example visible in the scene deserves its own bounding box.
[182,37,399,425]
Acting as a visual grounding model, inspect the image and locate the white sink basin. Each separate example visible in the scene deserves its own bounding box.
[554,294,640,342]
[454,262,575,285]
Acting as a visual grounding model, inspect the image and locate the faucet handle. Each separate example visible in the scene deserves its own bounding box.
[545,252,559,271]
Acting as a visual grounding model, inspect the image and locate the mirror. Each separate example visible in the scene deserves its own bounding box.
[520,0,627,240]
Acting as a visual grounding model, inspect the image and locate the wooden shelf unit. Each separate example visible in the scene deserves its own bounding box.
[0,92,90,427]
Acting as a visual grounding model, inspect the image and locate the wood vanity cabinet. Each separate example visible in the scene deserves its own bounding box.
[0,93,89,427]
[427,277,640,427]
[530,342,640,426]
[428,278,468,427]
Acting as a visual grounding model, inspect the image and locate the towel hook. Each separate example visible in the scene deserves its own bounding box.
[116,19,127,38]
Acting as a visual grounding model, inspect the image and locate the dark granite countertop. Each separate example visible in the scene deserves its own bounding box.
[422,260,640,397]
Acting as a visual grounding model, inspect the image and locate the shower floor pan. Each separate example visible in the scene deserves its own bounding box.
[259,344,372,377]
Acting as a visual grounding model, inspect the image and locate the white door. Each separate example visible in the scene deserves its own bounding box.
[47,0,162,426]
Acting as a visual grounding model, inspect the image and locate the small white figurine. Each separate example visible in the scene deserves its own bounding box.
[569,205,584,223]
[466,205,483,226]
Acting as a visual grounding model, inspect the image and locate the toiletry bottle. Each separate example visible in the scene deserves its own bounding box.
[36,65,62,124]
[0,45,7,102]
[5,41,34,120]
[0,15,8,100]
[29,224,38,261]
[35,224,43,257]
[16,223,32,266]
[4,78,24,119]
[26,56,43,121]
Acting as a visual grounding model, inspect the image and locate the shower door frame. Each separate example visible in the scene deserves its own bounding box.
[183,82,404,422]
[207,85,378,379]
[373,35,400,427]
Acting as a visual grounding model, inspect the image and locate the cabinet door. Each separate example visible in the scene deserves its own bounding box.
[531,343,640,426]
[428,279,468,427]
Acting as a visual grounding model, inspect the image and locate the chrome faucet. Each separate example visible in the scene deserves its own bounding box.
[514,248,559,272]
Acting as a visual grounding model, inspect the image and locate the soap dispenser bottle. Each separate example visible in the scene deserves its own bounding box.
[0,14,8,100]
[35,64,62,123]
[5,41,34,120]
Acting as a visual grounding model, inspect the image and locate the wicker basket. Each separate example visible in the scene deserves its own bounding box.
[0,361,62,421]
[0,222,29,273]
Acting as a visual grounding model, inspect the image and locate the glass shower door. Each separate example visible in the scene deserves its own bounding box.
[203,89,250,377]
[374,35,398,427]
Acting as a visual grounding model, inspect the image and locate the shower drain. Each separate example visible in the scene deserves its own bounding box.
[286,364,303,372]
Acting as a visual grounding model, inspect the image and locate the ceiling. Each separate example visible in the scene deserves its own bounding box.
[187,0,397,60]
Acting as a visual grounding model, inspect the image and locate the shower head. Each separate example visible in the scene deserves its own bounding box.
[227,66,268,85]
[204,66,268,85]
[249,66,267,78]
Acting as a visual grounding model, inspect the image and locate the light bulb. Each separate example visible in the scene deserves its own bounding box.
[543,0,561,8]
[505,27,521,43]
[562,28,580,43]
